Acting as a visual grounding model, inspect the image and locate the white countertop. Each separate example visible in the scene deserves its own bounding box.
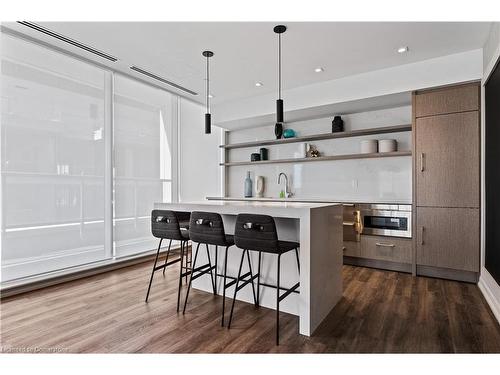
[206,196,412,205]
[154,200,339,219]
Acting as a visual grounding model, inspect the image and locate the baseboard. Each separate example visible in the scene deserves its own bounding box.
[343,256,412,273]
[1,246,183,299]
[416,265,479,283]
[478,268,500,325]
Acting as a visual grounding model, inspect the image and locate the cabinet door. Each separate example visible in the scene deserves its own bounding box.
[415,84,479,117]
[416,207,479,272]
[416,111,479,208]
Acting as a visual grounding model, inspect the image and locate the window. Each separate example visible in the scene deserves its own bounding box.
[113,75,174,257]
[1,34,109,281]
[0,34,178,283]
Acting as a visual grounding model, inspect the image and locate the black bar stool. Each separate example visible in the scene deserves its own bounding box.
[146,210,191,312]
[229,213,300,345]
[183,211,253,326]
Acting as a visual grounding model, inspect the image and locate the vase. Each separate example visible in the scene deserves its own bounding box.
[244,171,253,198]
[256,176,265,198]
[332,115,344,133]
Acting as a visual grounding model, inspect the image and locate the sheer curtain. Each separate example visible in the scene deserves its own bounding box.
[1,34,109,281]
[113,75,173,257]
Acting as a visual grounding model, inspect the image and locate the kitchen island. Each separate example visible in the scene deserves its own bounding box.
[155,200,343,336]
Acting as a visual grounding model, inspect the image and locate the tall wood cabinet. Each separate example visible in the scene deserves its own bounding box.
[413,83,480,283]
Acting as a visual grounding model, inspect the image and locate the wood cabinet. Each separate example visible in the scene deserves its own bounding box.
[416,207,480,272]
[415,111,480,208]
[414,84,479,117]
[343,241,360,257]
[360,235,412,263]
[413,82,481,282]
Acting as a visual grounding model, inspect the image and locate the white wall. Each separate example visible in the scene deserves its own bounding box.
[479,23,500,324]
[214,49,483,125]
[226,106,412,203]
[178,98,222,202]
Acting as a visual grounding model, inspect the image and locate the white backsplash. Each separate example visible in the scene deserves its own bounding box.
[225,106,412,204]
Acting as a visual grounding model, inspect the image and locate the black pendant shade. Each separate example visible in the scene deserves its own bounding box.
[276,99,284,123]
[202,50,213,134]
[274,25,286,124]
[205,113,211,134]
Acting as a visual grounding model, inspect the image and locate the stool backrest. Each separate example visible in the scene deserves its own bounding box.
[151,210,189,241]
[234,214,279,252]
[189,211,227,246]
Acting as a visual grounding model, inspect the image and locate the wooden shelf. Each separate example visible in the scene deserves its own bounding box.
[220,124,412,150]
[219,151,412,167]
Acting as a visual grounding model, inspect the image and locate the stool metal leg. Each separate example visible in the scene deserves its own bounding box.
[185,241,190,284]
[276,253,281,345]
[214,245,218,293]
[162,239,173,275]
[183,242,201,314]
[256,251,262,307]
[295,247,300,273]
[221,246,229,326]
[246,250,258,307]
[205,243,216,295]
[176,241,185,312]
[227,249,246,329]
[145,238,163,303]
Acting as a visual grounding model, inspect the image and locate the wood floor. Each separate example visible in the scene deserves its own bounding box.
[1,259,500,353]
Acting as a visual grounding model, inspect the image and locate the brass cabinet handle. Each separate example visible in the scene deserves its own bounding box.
[420,153,425,172]
[375,242,395,248]
[421,226,425,245]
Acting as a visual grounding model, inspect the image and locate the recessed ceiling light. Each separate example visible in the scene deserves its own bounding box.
[398,46,409,54]
[314,67,324,73]
[208,94,214,98]
[255,82,263,87]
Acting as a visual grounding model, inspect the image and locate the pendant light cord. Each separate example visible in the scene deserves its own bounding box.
[206,55,210,114]
[278,32,281,100]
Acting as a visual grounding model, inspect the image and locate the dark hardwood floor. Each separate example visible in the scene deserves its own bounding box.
[1,259,499,353]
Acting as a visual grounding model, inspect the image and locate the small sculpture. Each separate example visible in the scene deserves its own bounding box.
[307,144,321,158]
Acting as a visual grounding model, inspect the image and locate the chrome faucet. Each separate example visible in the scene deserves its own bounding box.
[278,172,292,198]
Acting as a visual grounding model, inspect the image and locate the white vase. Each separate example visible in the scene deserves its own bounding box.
[256,176,265,198]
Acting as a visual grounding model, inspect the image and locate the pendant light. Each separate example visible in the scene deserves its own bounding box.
[274,25,286,124]
[202,50,214,134]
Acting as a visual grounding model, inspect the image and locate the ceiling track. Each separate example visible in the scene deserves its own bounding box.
[17,21,118,62]
[130,65,198,96]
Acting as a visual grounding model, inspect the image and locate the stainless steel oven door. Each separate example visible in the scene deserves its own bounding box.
[361,209,412,238]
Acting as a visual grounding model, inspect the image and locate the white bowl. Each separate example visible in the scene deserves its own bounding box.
[360,139,378,154]
[379,139,397,153]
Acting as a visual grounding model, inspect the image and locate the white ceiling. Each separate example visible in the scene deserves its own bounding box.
[5,22,492,105]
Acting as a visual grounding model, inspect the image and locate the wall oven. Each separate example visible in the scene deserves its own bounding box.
[359,204,412,238]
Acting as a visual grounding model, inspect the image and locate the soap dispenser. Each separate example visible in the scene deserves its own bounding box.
[244,171,253,198]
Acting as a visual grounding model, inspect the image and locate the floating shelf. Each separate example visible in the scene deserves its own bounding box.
[220,124,412,150]
[219,151,412,167]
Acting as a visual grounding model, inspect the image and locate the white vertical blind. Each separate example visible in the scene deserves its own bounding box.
[0,34,109,281]
[113,75,173,257]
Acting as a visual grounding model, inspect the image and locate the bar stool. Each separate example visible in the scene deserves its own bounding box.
[146,210,191,312]
[183,211,255,326]
[229,213,300,345]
